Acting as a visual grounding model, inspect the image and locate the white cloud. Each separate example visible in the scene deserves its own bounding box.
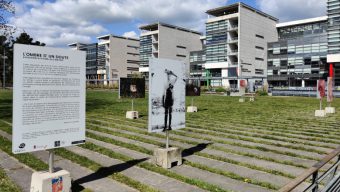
[257,0,327,22]
[122,31,139,39]
[10,0,228,47]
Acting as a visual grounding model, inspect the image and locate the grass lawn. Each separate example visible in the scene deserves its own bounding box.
[0,89,339,192]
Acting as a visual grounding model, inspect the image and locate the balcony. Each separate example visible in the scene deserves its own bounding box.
[267,74,323,81]
[227,49,238,56]
[227,25,238,31]
[227,38,238,44]
[152,48,158,53]
[228,61,238,66]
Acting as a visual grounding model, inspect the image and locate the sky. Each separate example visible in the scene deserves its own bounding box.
[8,0,327,47]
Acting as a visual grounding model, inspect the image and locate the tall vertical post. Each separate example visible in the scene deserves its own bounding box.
[48,150,54,173]
[311,171,319,192]
[131,99,134,111]
[118,78,121,99]
[288,63,290,89]
[166,130,169,149]
[2,48,5,89]
[320,99,322,111]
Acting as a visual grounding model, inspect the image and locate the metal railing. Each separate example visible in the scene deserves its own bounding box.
[279,146,340,192]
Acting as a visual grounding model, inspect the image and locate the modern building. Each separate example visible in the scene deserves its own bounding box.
[204,2,278,87]
[97,34,140,80]
[327,0,340,86]
[267,17,328,87]
[69,34,140,84]
[69,42,99,80]
[139,22,203,76]
[189,36,206,77]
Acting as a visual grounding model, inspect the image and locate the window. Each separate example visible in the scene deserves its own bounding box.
[127,67,139,71]
[280,60,288,67]
[176,45,186,49]
[255,69,264,75]
[127,60,139,64]
[256,34,264,39]
[127,45,139,49]
[255,57,264,61]
[127,52,139,56]
[176,54,186,58]
[268,60,273,67]
[255,46,264,50]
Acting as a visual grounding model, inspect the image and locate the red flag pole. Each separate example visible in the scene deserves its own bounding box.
[329,63,334,107]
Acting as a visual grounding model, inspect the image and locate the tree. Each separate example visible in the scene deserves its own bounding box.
[0,32,46,87]
[0,0,15,38]
[12,32,46,46]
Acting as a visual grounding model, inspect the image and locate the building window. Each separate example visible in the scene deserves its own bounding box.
[127,52,139,56]
[256,34,264,39]
[127,45,139,49]
[280,60,288,67]
[127,67,139,71]
[255,69,264,75]
[255,57,264,61]
[127,60,139,64]
[176,45,186,49]
[268,60,273,67]
[176,54,186,58]
[255,46,264,50]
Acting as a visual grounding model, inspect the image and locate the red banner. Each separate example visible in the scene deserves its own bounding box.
[329,63,334,78]
[317,80,326,98]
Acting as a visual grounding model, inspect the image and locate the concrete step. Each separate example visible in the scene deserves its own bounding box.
[67,146,206,192]
[0,150,33,192]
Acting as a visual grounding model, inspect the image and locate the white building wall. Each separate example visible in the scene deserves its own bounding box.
[238,5,278,78]
[109,37,140,79]
[158,25,202,75]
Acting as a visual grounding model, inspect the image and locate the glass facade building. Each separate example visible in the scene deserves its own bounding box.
[327,0,340,86]
[198,2,278,88]
[139,35,153,68]
[328,0,340,54]
[190,49,206,77]
[267,18,329,87]
[78,43,99,80]
[206,20,229,63]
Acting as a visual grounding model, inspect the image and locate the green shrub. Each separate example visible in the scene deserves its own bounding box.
[201,86,209,92]
[256,90,268,96]
[215,87,226,93]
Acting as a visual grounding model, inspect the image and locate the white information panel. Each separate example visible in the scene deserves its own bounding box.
[12,44,86,154]
[148,58,186,133]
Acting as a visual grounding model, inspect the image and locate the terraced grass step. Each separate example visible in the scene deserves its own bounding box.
[87,121,315,168]
[93,116,334,157]
[0,126,139,192]
[176,128,324,159]
[66,146,207,192]
[33,150,138,192]
[186,119,340,145]
[76,142,275,192]
[0,150,32,192]
[87,128,304,179]
[185,121,340,149]
[89,136,287,189]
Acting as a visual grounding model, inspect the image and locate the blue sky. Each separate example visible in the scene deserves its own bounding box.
[8,0,326,47]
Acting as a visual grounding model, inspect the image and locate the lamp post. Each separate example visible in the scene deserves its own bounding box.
[2,47,6,89]
[288,63,291,89]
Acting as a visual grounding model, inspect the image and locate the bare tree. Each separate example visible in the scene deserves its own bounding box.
[0,0,15,38]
